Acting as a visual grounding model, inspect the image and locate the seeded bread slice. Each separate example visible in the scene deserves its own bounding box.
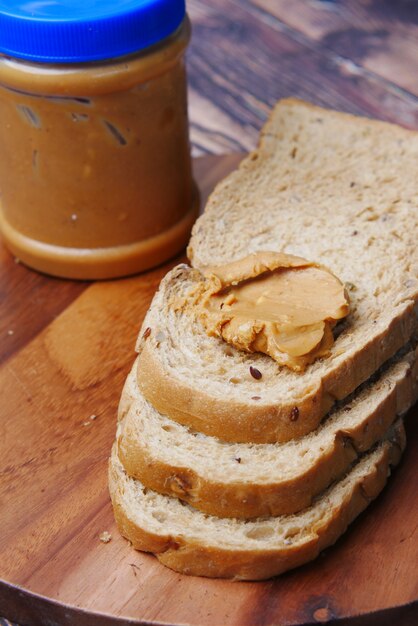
[135,98,417,444]
[136,264,416,443]
[189,99,418,276]
[118,348,417,518]
[109,421,405,581]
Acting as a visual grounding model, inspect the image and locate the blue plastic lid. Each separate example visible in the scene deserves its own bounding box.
[0,0,186,64]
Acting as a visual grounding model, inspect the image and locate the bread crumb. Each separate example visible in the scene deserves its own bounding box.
[99,531,112,543]
[83,414,97,426]
[313,607,333,622]
[7,329,14,336]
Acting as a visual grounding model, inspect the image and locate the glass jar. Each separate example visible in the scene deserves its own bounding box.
[0,0,198,279]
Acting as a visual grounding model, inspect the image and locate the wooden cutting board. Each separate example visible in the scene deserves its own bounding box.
[0,154,417,626]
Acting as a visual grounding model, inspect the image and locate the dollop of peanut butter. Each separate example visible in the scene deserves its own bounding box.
[198,251,350,372]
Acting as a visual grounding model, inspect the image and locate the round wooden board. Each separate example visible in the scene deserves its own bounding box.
[0,155,417,626]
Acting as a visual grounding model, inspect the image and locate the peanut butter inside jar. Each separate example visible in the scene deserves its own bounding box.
[0,1,197,279]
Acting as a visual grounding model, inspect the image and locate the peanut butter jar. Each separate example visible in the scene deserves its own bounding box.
[0,0,198,279]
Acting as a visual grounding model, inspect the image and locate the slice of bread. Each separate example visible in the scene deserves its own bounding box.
[109,421,405,581]
[189,99,418,275]
[136,100,418,444]
[136,264,416,443]
[118,348,417,519]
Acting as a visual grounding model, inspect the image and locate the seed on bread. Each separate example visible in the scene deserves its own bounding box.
[155,331,165,345]
[250,366,262,380]
[290,406,299,421]
[405,279,416,289]
[170,475,191,496]
[345,282,357,292]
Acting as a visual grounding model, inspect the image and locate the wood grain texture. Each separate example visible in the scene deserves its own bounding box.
[253,0,418,94]
[188,0,418,155]
[0,249,87,367]
[0,155,417,626]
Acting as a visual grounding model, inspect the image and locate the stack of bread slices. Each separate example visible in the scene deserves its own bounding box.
[109,99,418,580]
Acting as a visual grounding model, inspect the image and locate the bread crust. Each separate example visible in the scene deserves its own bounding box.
[119,352,417,518]
[118,348,418,519]
[109,428,405,581]
[136,304,416,443]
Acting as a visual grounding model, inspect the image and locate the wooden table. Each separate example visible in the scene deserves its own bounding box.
[186,0,418,156]
[1,1,417,625]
